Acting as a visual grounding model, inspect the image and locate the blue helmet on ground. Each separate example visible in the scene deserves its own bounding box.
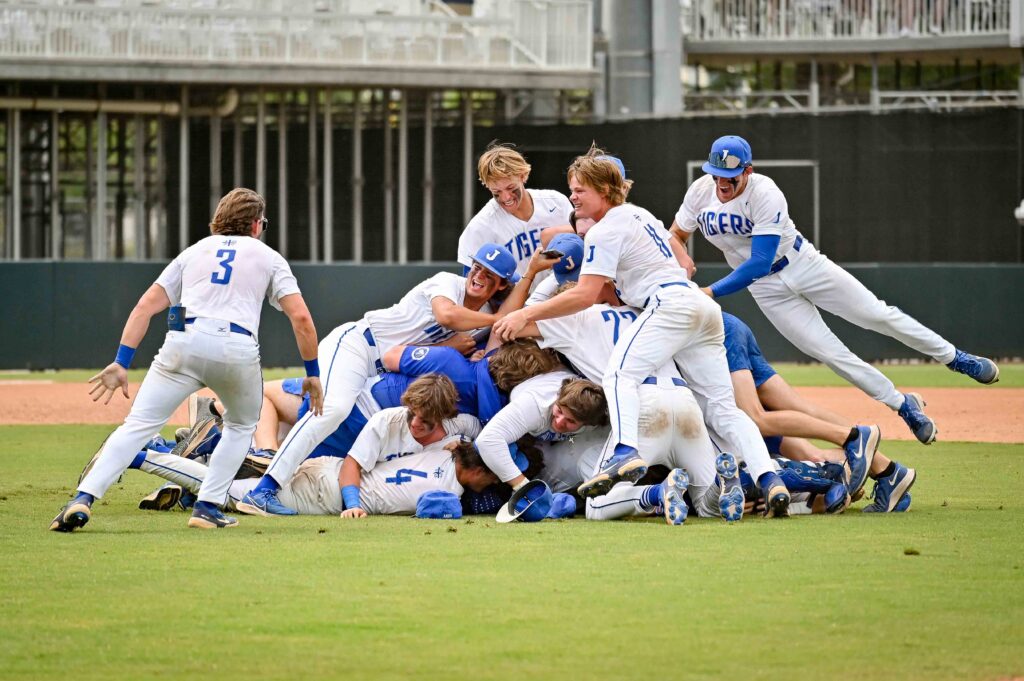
[416,490,463,519]
[702,135,752,179]
[471,243,520,284]
[549,233,585,286]
[495,479,552,523]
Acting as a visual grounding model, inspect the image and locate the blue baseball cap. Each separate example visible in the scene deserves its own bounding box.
[509,443,529,473]
[596,155,626,179]
[545,492,577,519]
[549,233,585,285]
[471,243,520,284]
[415,490,463,519]
[702,135,752,179]
[495,479,552,523]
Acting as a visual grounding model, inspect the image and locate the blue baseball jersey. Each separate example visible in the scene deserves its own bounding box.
[722,311,777,387]
[396,345,508,424]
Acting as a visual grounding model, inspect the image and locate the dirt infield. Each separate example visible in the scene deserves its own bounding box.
[2,381,1022,443]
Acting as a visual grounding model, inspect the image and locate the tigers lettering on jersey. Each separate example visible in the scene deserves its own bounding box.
[384,451,415,461]
[505,228,543,261]
[697,211,755,238]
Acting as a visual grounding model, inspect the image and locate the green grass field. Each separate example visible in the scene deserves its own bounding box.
[1,363,1022,679]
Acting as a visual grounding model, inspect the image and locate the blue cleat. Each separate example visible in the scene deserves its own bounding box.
[187,501,238,528]
[661,468,690,526]
[862,463,916,513]
[759,471,791,518]
[715,452,745,522]
[236,488,298,516]
[898,393,936,445]
[893,493,912,512]
[844,425,880,496]
[577,449,648,499]
[823,481,851,514]
[49,494,93,532]
[947,350,999,385]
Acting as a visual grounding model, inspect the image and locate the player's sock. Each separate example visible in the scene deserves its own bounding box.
[870,460,897,480]
[612,443,638,460]
[73,491,95,505]
[842,427,859,448]
[194,500,218,514]
[639,484,662,511]
[251,475,280,494]
[128,450,147,470]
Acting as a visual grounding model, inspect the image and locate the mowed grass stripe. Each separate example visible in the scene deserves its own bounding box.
[1,426,1022,680]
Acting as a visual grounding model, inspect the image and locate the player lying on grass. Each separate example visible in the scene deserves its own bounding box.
[50,188,323,532]
[721,310,915,513]
[132,375,497,517]
[239,243,522,516]
[671,134,999,446]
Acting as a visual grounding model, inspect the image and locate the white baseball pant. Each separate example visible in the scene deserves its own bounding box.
[78,319,262,506]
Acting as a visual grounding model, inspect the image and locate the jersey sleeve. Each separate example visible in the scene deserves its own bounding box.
[475,397,545,482]
[674,183,703,234]
[420,272,464,305]
[346,412,390,472]
[448,414,482,440]
[526,276,559,305]
[579,225,622,280]
[265,250,301,311]
[535,312,582,354]
[154,256,185,306]
[748,180,790,237]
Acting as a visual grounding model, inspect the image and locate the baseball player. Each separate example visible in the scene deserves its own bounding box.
[671,135,1000,445]
[493,147,792,518]
[458,142,574,277]
[50,188,323,532]
[722,311,915,512]
[238,244,519,516]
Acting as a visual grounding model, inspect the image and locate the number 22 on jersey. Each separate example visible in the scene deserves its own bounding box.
[210,249,236,285]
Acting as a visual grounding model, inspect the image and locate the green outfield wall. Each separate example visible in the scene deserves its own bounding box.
[1,263,1021,370]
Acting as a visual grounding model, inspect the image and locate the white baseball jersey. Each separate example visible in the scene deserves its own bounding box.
[156,234,299,336]
[347,407,480,515]
[458,188,573,275]
[475,370,580,483]
[674,173,801,269]
[535,426,610,493]
[364,272,482,354]
[535,303,681,384]
[525,275,560,305]
[580,203,690,309]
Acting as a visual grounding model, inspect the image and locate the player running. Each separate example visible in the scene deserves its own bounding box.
[50,188,323,531]
[493,146,792,518]
[671,135,1000,445]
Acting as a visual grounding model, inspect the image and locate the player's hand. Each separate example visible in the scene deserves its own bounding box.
[526,249,559,277]
[302,376,324,416]
[442,332,478,357]
[88,363,130,404]
[492,309,528,342]
[699,286,714,299]
[340,508,367,519]
[469,348,487,362]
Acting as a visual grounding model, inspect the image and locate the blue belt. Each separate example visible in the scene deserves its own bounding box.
[768,235,804,275]
[642,376,687,387]
[363,327,386,375]
[184,317,252,337]
[643,281,691,307]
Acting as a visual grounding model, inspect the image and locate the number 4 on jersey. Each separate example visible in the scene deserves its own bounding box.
[211,249,236,285]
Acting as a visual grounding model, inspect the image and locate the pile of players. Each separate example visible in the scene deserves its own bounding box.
[50,136,1000,532]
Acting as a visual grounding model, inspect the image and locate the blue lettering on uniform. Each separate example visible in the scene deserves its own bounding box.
[585,245,595,263]
[386,468,428,485]
[423,323,452,344]
[717,213,730,235]
[704,211,718,236]
[504,238,514,255]
[745,218,754,232]
[528,229,541,251]
[514,232,530,260]
[729,214,744,234]
[384,451,414,462]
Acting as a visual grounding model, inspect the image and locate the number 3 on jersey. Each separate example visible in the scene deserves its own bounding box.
[210,249,236,285]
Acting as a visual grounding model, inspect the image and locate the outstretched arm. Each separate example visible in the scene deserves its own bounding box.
[279,293,323,416]
[667,220,697,278]
[88,283,171,404]
[701,234,781,299]
[492,274,603,342]
[338,455,367,519]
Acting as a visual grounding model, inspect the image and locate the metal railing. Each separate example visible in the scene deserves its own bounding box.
[683,0,1015,42]
[0,0,592,71]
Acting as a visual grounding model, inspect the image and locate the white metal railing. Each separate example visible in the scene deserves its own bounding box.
[684,0,1014,42]
[0,0,593,71]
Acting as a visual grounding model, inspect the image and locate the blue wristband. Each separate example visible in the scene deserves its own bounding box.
[304,359,320,378]
[114,344,136,369]
[341,485,361,510]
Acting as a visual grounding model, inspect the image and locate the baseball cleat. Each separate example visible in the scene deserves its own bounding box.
[893,492,912,512]
[844,425,880,496]
[661,468,690,526]
[188,393,221,427]
[577,450,648,499]
[174,427,190,444]
[236,449,275,480]
[898,393,936,445]
[171,416,219,460]
[759,472,791,518]
[236,488,298,516]
[862,463,916,513]
[715,452,745,523]
[49,495,93,532]
[138,483,183,511]
[187,501,238,529]
[947,350,999,385]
